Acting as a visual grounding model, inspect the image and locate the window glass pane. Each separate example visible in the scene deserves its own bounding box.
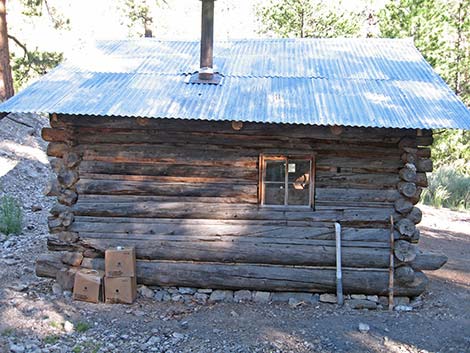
[265,161,286,182]
[264,183,285,205]
[287,160,311,183]
[288,182,310,206]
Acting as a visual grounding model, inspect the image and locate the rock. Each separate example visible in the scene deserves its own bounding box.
[358,323,370,333]
[253,291,271,303]
[351,294,367,300]
[178,287,196,295]
[154,290,166,302]
[147,336,161,345]
[134,310,146,317]
[379,296,389,307]
[31,205,42,212]
[10,283,28,292]
[172,332,185,341]
[349,299,377,310]
[288,298,304,307]
[0,233,6,242]
[63,320,74,333]
[410,297,423,309]
[9,343,25,353]
[197,288,213,294]
[395,305,413,312]
[171,294,183,302]
[194,293,209,304]
[138,285,155,299]
[366,295,379,303]
[234,290,252,302]
[52,283,63,296]
[319,293,337,303]
[394,297,410,306]
[208,290,233,303]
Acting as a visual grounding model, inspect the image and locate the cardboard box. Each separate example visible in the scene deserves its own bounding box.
[73,269,104,303]
[105,247,136,278]
[104,276,137,304]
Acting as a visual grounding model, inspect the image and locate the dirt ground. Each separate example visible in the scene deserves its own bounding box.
[0,114,469,353]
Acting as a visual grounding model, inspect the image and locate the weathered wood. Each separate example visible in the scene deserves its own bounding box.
[410,229,420,243]
[399,164,417,182]
[47,142,68,157]
[79,235,391,268]
[394,198,413,214]
[316,172,399,189]
[396,218,416,237]
[35,252,67,278]
[395,265,415,284]
[415,173,428,187]
[397,182,417,198]
[58,189,78,206]
[77,258,429,296]
[63,152,81,168]
[56,231,79,243]
[47,236,83,252]
[44,177,61,197]
[71,202,395,224]
[42,128,71,142]
[407,207,423,224]
[394,240,417,262]
[409,250,447,271]
[416,158,433,172]
[409,187,423,205]
[61,252,84,267]
[56,268,77,291]
[416,148,431,158]
[401,152,417,164]
[57,169,79,188]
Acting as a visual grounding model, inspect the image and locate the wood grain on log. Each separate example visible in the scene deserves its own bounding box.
[408,207,423,224]
[394,198,413,214]
[399,164,417,182]
[42,128,71,142]
[415,173,428,187]
[394,240,418,262]
[397,182,417,198]
[416,158,433,172]
[46,142,68,157]
[395,265,415,284]
[396,218,416,237]
[61,252,83,267]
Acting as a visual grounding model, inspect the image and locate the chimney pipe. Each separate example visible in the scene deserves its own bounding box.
[199,0,215,80]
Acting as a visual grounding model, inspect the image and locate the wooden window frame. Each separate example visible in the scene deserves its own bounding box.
[258,153,316,209]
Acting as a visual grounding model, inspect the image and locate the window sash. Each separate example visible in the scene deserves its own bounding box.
[259,154,315,208]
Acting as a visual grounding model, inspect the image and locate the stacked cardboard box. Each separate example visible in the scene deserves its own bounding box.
[104,247,137,304]
[73,269,105,303]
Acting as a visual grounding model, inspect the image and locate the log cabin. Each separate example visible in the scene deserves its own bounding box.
[1,0,469,299]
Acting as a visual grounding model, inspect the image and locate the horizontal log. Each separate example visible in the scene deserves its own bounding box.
[395,265,415,284]
[71,202,396,224]
[70,219,392,241]
[397,182,417,198]
[77,258,428,296]
[47,142,69,157]
[77,194,259,205]
[394,198,413,214]
[315,172,399,189]
[76,179,257,198]
[415,173,428,187]
[409,250,447,270]
[416,158,433,172]
[394,240,417,262]
[399,164,417,182]
[79,161,258,181]
[316,188,399,203]
[35,252,67,278]
[54,114,416,142]
[42,128,72,142]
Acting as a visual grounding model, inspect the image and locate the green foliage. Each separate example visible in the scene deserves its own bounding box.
[257,0,364,38]
[0,195,23,235]
[378,0,470,105]
[43,335,60,344]
[422,165,470,210]
[75,322,91,333]
[21,0,71,30]
[432,129,470,174]
[11,49,63,91]
[120,0,168,38]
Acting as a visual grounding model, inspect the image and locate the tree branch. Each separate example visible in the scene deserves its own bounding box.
[7,34,28,57]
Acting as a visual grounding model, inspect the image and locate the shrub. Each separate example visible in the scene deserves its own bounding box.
[422,165,470,210]
[0,195,23,235]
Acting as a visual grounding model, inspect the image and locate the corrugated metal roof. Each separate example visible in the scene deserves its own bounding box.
[1,38,469,129]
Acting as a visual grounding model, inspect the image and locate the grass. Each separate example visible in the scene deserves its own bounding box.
[0,194,23,235]
[48,320,61,329]
[44,335,60,344]
[75,321,91,333]
[1,328,15,337]
[422,166,470,211]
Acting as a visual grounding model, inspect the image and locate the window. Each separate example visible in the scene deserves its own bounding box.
[259,154,315,208]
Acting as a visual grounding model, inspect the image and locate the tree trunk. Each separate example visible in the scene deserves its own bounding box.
[0,0,14,101]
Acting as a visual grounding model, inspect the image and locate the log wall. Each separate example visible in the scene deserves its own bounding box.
[39,114,446,296]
